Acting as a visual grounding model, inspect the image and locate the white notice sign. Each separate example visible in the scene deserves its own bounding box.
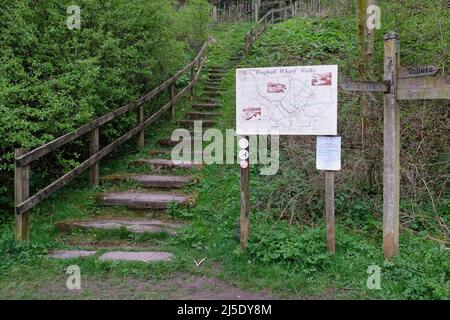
[236,65,338,135]
[316,136,341,171]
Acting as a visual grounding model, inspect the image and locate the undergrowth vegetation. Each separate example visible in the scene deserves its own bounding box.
[229,0,449,299]
[245,0,449,241]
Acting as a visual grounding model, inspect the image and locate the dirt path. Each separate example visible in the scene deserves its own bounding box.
[11,273,277,300]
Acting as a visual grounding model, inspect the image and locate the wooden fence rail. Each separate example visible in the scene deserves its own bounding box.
[243,5,297,55]
[213,1,255,23]
[14,41,208,240]
[242,0,324,55]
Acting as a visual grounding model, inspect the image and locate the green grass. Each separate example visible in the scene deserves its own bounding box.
[0,9,449,300]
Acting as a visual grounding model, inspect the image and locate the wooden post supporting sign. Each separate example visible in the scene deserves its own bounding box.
[382,31,400,258]
[325,171,335,253]
[316,136,341,254]
[239,136,250,251]
[340,31,449,258]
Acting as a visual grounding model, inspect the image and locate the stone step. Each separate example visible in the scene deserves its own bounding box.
[192,103,220,111]
[148,149,210,158]
[148,149,173,156]
[208,67,227,71]
[102,174,198,188]
[209,65,227,69]
[208,73,225,78]
[208,68,227,73]
[48,250,97,259]
[179,120,216,128]
[56,218,185,236]
[203,88,221,92]
[98,191,194,209]
[187,112,221,120]
[200,89,221,96]
[204,86,222,91]
[202,91,221,97]
[204,84,221,89]
[158,137,203,147]
[99,251,173,262]
[200,97,220,103]
[48,250,173,263]
[133,158,203,170]
[203,86,221,91]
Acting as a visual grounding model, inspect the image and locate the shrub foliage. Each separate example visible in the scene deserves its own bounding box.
[0,0,210,215]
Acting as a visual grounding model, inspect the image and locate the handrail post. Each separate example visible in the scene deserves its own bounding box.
[15,148,29,241]
[137,104,145,150]
[168,83,175,122]
[89,128,100,186]
[190,63,195,100]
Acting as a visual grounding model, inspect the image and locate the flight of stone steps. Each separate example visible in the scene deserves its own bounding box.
[49,52,243,263]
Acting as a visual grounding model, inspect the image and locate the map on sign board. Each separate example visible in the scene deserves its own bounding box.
[236,65,338,135]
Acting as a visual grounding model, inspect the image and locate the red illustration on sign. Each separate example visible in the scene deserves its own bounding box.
[312,72,332,86]
[242,107,261,121]
[267,82,287,93]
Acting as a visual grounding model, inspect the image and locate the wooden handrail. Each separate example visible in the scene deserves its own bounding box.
[243,5,296,55]
[229,8,254,22]
[16,42,208,167]
[14,41,208,220]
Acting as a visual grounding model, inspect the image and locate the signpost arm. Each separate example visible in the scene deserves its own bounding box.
[240,136,250,251]
[383,31,400,259]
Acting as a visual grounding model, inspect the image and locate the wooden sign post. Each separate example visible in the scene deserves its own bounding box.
[316,136,341,254]
[239,136,250,251]
[341,30,449,259]
[382,31,400,258]
[325,171,335,253]
[236,65,339,252]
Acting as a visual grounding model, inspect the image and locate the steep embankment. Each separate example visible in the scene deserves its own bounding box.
[224,3,448,299]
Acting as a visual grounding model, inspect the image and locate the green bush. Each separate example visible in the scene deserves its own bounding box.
[0,0,210,216]
[248,222,331,273]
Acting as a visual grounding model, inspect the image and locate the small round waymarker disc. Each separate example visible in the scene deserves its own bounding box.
[239,138,249,149]
[239,150,249,160]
